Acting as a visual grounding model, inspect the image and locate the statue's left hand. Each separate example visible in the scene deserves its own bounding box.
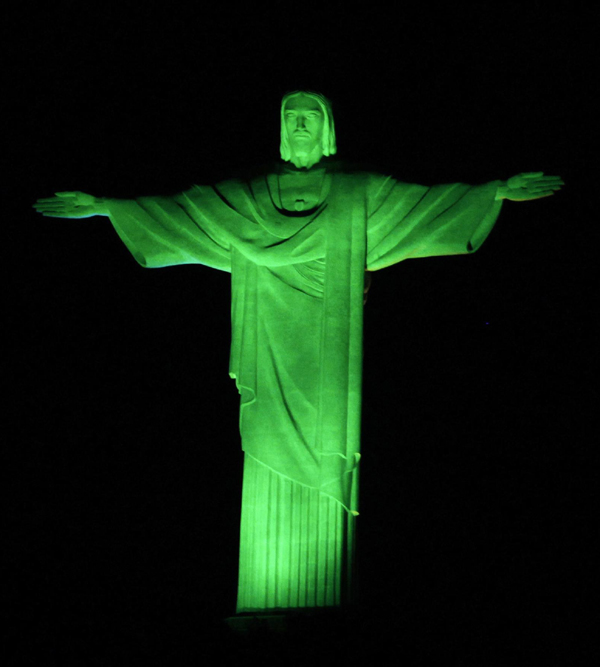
[501,172,564,201]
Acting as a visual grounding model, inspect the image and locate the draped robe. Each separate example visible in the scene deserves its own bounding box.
[105,156,504,611]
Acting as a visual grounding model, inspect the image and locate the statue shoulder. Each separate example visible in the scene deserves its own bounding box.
[330,159,386,175]
[329,160,409,188]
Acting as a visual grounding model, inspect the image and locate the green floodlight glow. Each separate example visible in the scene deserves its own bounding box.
[33,91,564,615]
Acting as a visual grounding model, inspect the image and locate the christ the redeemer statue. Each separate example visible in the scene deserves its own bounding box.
[34,90,564,615]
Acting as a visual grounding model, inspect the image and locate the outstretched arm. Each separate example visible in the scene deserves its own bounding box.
[34,185,234,271]
[33,191,109,218]
[495,172,564,201]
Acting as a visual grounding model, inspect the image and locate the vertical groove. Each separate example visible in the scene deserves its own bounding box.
[288,480,294,607]
[267,465,274,607]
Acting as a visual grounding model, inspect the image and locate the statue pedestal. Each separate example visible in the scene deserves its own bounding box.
[224,605,362,636]
[224,613,290,635]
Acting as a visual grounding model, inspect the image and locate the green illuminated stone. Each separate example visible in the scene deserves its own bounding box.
[33,90,564,615]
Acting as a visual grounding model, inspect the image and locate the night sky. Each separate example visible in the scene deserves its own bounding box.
[4,2,594,663]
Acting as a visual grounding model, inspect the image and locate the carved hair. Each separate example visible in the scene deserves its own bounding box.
[280,90,337,161]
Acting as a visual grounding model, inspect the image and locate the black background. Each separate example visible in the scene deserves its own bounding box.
[3,1,596,663]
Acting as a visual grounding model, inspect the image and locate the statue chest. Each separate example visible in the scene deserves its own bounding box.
[268,171,332,212]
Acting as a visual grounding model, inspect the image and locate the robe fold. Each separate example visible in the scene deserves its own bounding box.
[105,157,503,611]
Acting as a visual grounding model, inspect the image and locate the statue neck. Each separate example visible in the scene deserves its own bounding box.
[288,146,324,170]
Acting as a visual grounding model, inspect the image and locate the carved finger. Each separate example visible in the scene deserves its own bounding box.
[34,202,69,209]
[537,177,563,184]
[38,206,72,213]
[534,184,562,192]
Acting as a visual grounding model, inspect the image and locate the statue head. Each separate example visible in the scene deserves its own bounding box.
[279,90,337,165]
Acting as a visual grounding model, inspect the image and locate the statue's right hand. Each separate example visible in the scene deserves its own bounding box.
[32,191,105,218]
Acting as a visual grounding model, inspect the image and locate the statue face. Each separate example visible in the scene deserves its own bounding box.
[283,94,325,158]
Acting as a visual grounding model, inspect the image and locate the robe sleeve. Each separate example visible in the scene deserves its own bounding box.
[366,173,504,271]
[105,185,232,272]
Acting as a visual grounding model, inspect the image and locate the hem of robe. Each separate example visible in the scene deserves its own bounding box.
[238,452,360,517]
[236,452,358,613]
